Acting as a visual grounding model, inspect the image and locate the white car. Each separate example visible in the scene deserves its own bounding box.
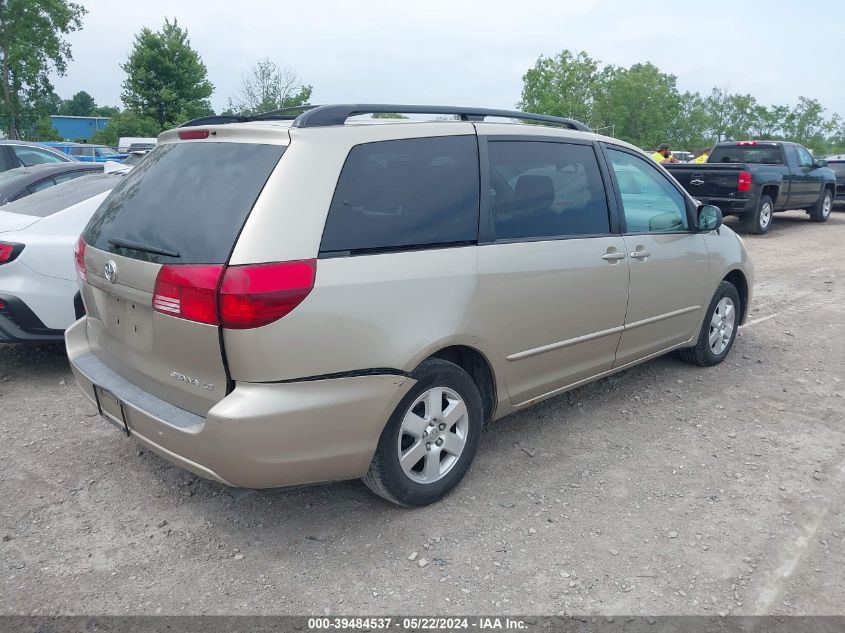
[0,165,128,343]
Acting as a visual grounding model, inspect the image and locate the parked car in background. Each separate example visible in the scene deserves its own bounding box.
[66,104,753,506]
[120,150,151,166]
[665,141,836,234]
[824,155,845,207]
[0,165,130,343]
[671,150,694,163]
[127,142,156,153]
[44,142,128,163]
[0,163,102,206]
[0,140,74,173]
[118,137,157,153]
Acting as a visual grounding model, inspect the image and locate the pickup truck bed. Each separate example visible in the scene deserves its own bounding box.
[665,141,836,234]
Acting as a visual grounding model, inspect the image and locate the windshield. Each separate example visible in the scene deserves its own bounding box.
[0,173,121,218]
[95,147,120,156]
[709,144,783,164]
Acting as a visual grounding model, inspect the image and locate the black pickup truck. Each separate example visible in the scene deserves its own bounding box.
[665,141,836,234]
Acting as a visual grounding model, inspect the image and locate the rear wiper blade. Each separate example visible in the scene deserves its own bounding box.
[108,237,180,258]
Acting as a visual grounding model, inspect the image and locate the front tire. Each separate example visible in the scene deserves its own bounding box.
[809,189,833,222]
[678,281,741,367]
[741,195,773,234]
[362,358,483,506]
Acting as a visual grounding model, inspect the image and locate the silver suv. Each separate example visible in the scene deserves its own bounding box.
[67,104,753,506]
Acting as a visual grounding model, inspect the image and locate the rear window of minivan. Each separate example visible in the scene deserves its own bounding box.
[320,135,479,255]
[83,142,285,264]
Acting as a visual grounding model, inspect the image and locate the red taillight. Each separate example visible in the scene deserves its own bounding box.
[178,129,209,140]
[737,141,757,146]
[0,242,23,265]
[220,260,316,329]
[73,237,86,279]
[738,171,752,192]
[153,264,223,325]
[152,260,316,329]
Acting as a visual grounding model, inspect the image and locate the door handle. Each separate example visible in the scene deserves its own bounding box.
[601,252,627,261]
[629,249,651,260]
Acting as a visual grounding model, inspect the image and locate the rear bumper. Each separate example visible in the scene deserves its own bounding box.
[65,318,415,489]
[699,196,754,216]
[0,294,67,343]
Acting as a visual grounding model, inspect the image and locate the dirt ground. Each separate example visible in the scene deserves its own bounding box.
[1,210,843,617]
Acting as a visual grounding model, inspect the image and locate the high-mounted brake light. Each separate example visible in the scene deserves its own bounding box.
[178,129,210,140]
[73,236,86,280]
[220,260,316,329]
[153,265,223,325]
[737,141,758,146]
[738,171,752,192]
[0,242,24,265]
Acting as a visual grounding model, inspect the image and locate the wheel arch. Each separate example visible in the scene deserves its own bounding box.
[723,269,749,324]
[417,344,498,422]
[760,184,779,207]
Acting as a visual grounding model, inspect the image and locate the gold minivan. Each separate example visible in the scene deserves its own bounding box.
[67,105,753,506]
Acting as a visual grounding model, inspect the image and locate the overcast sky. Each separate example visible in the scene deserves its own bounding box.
[51,0,843,119]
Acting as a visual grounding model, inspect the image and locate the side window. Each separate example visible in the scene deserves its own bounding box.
[28,178,57,194]
[487,141,610,240]
[53,171,87,184]
[13,147,66,167]
[606,148,689,233]
[320,136,479,254]
[796,146,814,168]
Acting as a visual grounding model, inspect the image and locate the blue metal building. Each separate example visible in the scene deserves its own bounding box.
[49,115,110,141]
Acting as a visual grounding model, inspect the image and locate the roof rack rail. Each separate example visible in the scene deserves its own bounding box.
[180,105,320,128]
[290,104,592,132]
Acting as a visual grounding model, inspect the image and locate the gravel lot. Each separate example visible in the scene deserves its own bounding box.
[1,210,843,617]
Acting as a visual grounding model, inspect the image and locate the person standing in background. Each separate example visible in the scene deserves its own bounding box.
[651,143,677,164]
[693,147,711,164]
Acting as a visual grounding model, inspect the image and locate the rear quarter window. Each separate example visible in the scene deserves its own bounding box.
[320,135,480,254]
[83,142,285,264]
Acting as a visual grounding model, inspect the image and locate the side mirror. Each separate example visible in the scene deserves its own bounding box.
[698,204,723,232]
[815,158,828,168]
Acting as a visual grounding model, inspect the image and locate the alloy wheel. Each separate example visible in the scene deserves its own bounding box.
[397,387,469,484]
[709,297,736,356]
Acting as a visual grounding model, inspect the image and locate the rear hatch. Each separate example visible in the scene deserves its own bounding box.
[665,163,745,200]
[78,137,287,415]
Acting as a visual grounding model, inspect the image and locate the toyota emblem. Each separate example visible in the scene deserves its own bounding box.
[104,260,117,283]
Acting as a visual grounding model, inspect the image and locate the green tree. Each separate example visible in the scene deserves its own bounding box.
[226,58,311,115]
[91,110,160,147]
[34,115,60,140]
[783,97,827,149]
[60,89,97,116]
[518,50,610,125]
[120,18,213,128]
[704,87,758,142]
[95,104,120,117]
[673,91,712,150]
[0,0,86,138]
[595,63,680,149]
[748,104,788,139]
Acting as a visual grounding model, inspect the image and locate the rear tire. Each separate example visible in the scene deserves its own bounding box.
[678,281,740,367]
[741,195,773,234]
[809,189,833,222]
[362,358,483,506]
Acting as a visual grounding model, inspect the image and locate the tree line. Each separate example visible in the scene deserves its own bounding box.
[2,3,843,156]
[519,50,845,154]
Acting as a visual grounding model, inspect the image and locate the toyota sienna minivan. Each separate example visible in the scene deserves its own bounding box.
[67,104,753,506]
